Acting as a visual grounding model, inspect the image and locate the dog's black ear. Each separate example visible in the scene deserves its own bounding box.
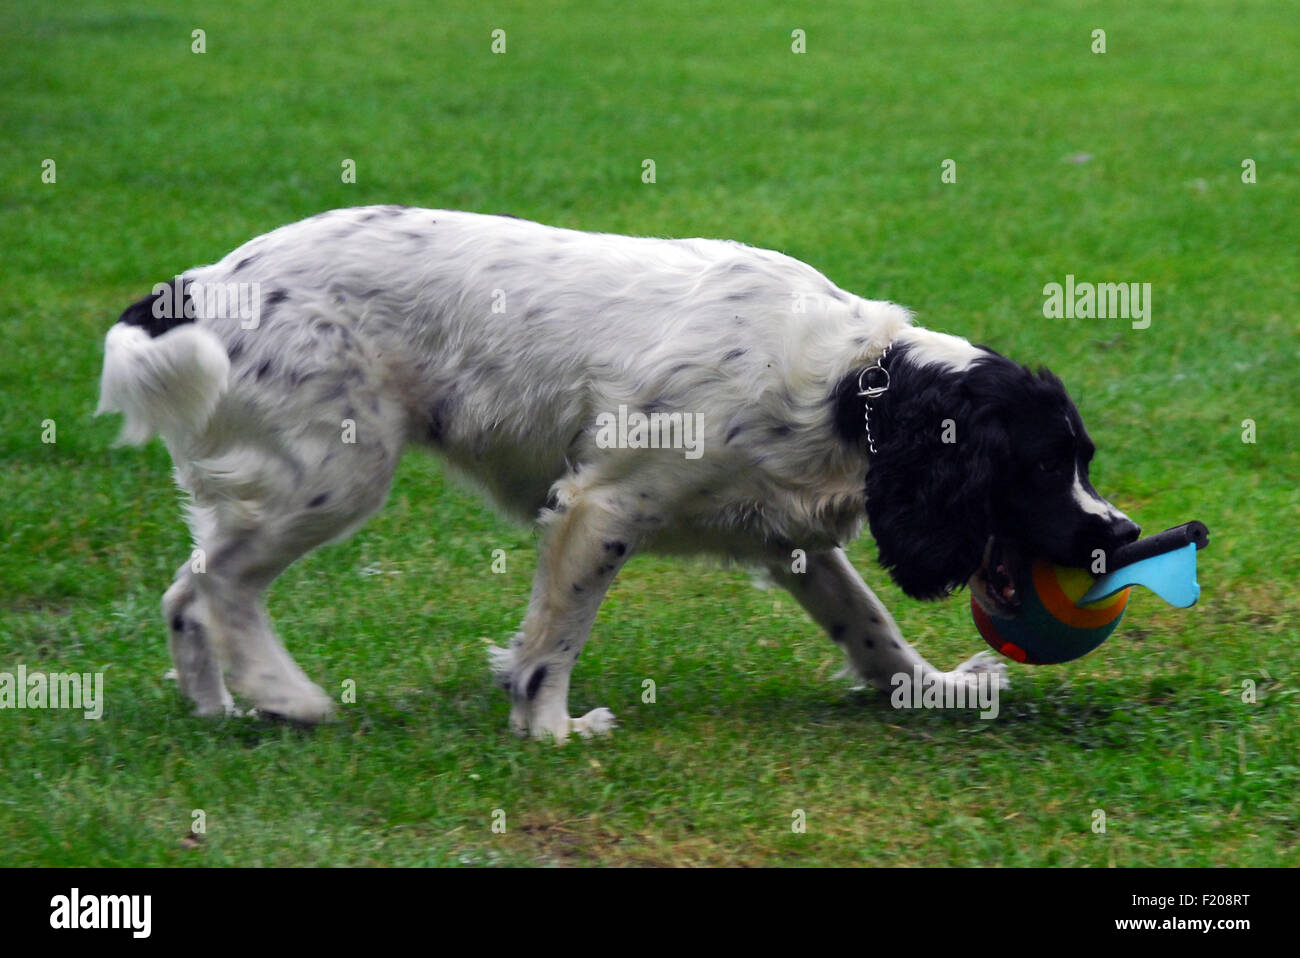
[861,365,1008,600]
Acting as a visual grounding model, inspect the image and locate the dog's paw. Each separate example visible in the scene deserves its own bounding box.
[949,650,1010,690]
[571,707,617,739]
[510,701,617,744]
[193,700,245,719]
[252,682,337,725]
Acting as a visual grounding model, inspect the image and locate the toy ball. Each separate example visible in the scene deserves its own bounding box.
[971,520,1209,666]
[972,560,1129,664]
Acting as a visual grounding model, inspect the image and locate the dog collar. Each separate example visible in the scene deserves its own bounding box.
[856,342,893,455]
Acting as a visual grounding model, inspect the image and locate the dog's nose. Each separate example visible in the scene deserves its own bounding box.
[1114,518,1141,544]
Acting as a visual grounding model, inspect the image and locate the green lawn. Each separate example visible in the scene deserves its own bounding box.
[1,0,1296,866]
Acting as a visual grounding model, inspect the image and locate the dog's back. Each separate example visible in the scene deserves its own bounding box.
[101,206,909,534]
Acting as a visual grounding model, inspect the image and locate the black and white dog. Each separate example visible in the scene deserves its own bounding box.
[98,207,1139,740]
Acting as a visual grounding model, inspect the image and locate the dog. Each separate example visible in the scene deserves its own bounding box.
[97,206,1140,740]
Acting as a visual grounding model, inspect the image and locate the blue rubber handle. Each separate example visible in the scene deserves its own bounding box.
[1079,541,1202,608]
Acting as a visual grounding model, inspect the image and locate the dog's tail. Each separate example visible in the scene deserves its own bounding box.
[96,284,230,446]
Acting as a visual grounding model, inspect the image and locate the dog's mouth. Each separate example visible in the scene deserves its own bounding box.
[970,537,1024,618]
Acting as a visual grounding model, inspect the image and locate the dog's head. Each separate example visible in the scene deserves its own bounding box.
[834,334,1139,612]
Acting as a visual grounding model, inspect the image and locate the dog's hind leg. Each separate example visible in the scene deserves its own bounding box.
[765,547,1008,699]
[488,480,636,742]
[183,433,402,724]
[163,563,235,716]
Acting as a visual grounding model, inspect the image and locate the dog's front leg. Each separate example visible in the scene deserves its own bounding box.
[489,488,635,742]
[766,547,1007,697]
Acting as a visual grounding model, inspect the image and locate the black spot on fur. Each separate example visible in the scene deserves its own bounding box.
[770,423,792,437]
[604,541,627,556]
[426,393,455,445]
[572,583,584,593]
[117,282,194,338]
[227,340,244,361]
[235,255,258,272]
[262,288,289,322]
[722,348,748,362]
[211,539,247,573]
[725,424,743,444]
[598,564,614,575]
[525,666,547,701]
[256,359,274,380]
[171,614,184,632]
[307,493,329,508]
[864,638,875,648]
[831,623,846,639]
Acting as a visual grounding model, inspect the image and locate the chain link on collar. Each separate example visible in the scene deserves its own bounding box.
[856,343,892,455]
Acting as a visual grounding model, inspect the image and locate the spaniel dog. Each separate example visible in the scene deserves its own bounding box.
[98,206,1139,740]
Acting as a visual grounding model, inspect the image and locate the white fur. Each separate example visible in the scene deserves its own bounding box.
[892,326,982,371]
[99,206,1001,740]
[1072,472,1121,519]
[97,323,229,446]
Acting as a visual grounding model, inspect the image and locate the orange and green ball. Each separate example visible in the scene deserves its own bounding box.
[972,560,1130,665]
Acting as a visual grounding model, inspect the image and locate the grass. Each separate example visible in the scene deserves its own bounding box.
[1,0,1297,866]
